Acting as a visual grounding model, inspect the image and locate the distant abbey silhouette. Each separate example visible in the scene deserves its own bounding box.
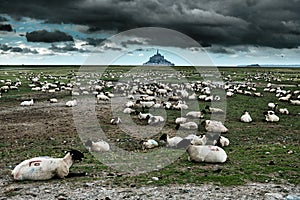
[143,50,174,66]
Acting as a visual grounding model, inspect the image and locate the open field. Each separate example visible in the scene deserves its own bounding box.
[0,66,299,198]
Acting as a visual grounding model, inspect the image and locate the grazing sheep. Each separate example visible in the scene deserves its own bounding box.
[186,144,227,163]
[20,99,34,106]
[66,99,77,107]
[110,117,122,125]
[159,133,183,148]
[205,105,225,114]
[278,94,292,102]
[279,108,289,115]
[11,150,84,181]
[203,120,228,133]
[176,121,198,130]
[240,110,252,123]
[140,139,159,149]
[264,111,280,122]
[85,140,110,152]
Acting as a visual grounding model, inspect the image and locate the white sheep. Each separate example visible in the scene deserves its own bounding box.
[264,111,279,122]
[203,120,228,133]
[11,150,84,181]
[20,99,34,106]
[85,140,110,152]
[186,111,206,118]
[66,99,77,107]
[123,108,135,114]
[279,108,289,115]
[290,100,300,105]
[49,98,58,103]
[186,145,227,163]
[176,121,198,130]
[140,139,159,149]
[205,105,225,114]
[268,102,278,110]
[191,135,207,145]
[240,110,252,123]
[138,112,152,120]
[148,115,165,125]
[159,133,183,148]
[110,117,122,125]
[175,117,187,124]
[96,93,110,102]
[215,136,230,147]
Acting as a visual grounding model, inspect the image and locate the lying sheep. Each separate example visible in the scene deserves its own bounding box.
[66,99,77,107]
[11,150,84,181]
[175,121,198,130]
[264,111,280,122]
[85,140,110,152]
[110,117,122,125]
[186,110,206,118]
[205,105,225,114]
[240,110,252,123]
[278,108,289,115]
[159,133,183,148]
[20,99,34,106]
[140,139,159,149]
[148,115,164,125]
[186,145,227,163]
[203,120,228,133]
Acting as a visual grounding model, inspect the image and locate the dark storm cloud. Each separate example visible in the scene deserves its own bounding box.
[85,38,106,46]
[26,30,74,43]
[0,24,13,32]
[1,0,300,48]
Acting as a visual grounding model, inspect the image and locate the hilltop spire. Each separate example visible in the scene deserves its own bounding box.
[143,50,174,66]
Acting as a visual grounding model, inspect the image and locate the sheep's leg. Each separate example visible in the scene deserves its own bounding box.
[56,166,69,178]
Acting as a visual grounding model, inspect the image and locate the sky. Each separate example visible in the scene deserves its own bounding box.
[0,0,300,66]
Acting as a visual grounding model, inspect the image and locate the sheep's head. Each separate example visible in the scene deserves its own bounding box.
[159,133,168,142]
[85,140,93,147]
[68,150,84,162]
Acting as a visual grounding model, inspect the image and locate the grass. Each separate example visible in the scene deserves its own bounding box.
[0,65,299,187]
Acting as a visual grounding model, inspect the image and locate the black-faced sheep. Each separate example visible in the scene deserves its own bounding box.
[11,150,84,181]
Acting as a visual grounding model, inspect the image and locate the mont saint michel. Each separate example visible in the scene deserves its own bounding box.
[143,50,174,66]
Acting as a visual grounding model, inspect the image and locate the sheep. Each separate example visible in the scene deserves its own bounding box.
[66,99,77,107]
[11,150,84,181]
[85,140,110,152]
[49,98,58,103]
[96,93,110,102]
[175,117,187,124]
[123,107,135,114]
[191,135,229,147]
[268,102,278,110]
[175,121,198,130]
[191,135,207,145]
[140,139,159,149]
[264,111,280,122]
[159,133,183,148]
[110,117,122,125]
[205,105,225,114]
[290,100,300,105]
[240,110,252,123]
[186,110,206,118]
[202,120,228,133]
[148,115,165,125]
[279,108,289,115]
[278,94,292,102]
[20,99,34,106]
[138,112,152,120]
[186,144,227,163]
[215,136,230,147]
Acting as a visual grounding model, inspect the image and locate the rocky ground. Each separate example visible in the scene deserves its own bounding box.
[1,178,299,200]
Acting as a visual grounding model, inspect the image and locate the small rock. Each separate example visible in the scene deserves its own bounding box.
[265,152,270,155]
[287,150,294,154]
[152,177,159,181]
[264,192,283,200]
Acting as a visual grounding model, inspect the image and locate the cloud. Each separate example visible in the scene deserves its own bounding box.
[49,43,88,53]
[26,30,74,43]
[0,16,8,22]
[0,24,13,32]
[0,0,300,48]
[85,38,106,46]
[0,43,38,54]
